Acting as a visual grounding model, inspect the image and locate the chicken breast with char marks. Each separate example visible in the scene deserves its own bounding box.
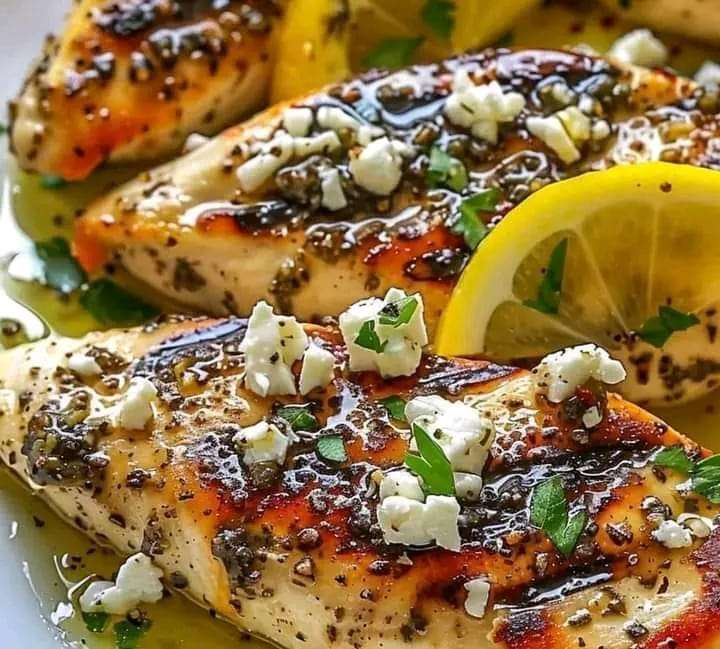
[1,306,720,649]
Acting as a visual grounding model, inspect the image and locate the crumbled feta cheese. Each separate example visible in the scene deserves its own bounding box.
[379,469,425,501]
[240,300,308,397]
[695,61,720,87]
[349,137,412,195]
[652,519,693,548]
[183,132,210,153]
[609,29,668,67]
[339,287,428,378]
[68,352,102,377]
[292,130,342,158]
[79,553,163,615]
[319,168,347,211]
[557,106,591,144]
[316,106,385,142]
[299,343,335,395]
[534,344,627,403]
[237,131,294,192]
[591,120,611,141]
[677,513,715,538]
[526,115,580,164]
[444,69,525,143]
[463,576,491,618]
[0,388,18,416]
[454,472,484,501]
[405,394,494,474]
[377,494,461,551]
[113,377,157,430]
[233,419,291,465]
[283,107,314,136]
[582,406,603,429]
[549,81,575,108]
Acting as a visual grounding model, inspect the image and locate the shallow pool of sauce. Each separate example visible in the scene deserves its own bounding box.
[2,3,720,647]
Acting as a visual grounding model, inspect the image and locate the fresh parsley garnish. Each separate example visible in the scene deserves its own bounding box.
[378,296,418,328]
[40,174,68,190]
[654,446,695,474]
[114,619,151,649]
[35,237,87,294]
[421,0,455,40]
[82,611,110,633]
[80,279,159,327]
[524,238,568,315]
[404,423,455,496]
[426,147,468,192]
[0,122,7,136]
[530,475,587,557]
[277,405,319,432]
[637,306,700,348]
[379,395,407,421]
[316,435,347,463]
[452,188,500,249]
[363,37,424,69]
[354,320,387,353]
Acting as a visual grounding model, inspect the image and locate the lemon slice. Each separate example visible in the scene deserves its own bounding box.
[436,162,720,406]
[270,0,539,102]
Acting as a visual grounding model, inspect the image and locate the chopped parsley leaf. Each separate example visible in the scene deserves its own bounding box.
[378,296,418,327]
[277,405,319,432]
[530,475,587,557]
[637,306,700,348]
[652,447,720,504]
[82,611,110,633]
[421,0,455,40]
[80,279,159,327]
[453,188,500,249]
[654,446,695,474]
[404,423,455,496]
[40,175,68,190]
[354,320,387,353]
[114,618,151,649]
[363,37,424,70]
[426,147,468,192]
[379,395,407,421]
[35,237,87,294]
[316,435,347,463]
[523,238,568,315]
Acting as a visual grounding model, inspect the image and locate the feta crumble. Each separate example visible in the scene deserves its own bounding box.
[237,131,294,193]
[454,472,484,501]
[68,352,102,377]
[405,394,494,474]
[283,106,314,137]
[317,106,384,142]
[379,469,425,501]
[79,553,163,615]
[339,288,428,378]
[463,576,491,618]
[299,342,335,395]
[609,29,668,68]
[233,419,291,465]
[113,377,157,430]
[377,494,461,551]
[444,69,525,143]
[349,137,413,195]
[652,519,693,548]
[319,168,347,211]
[240,300,308,397]
[677,512,715,538]
[695,61,720,87]
[526,114,581,164]
[183,132,210,153]
[534,344,626,403]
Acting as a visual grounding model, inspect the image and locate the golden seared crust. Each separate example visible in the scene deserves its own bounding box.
[10,0,281,180]
[73,48,720,331]
[1,317,719,648]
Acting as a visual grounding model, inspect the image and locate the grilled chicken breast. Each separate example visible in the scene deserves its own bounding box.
[1,315,719,649]
[9,0,281,181]
[74,48,719,331]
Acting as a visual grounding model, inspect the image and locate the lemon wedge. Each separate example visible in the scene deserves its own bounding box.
[270,0,539,102]
[436,163,720,406]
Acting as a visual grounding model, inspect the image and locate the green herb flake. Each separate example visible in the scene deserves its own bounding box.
[453,188,500,249]
[530,475,587,557]
[82,611,110,634]
[404,423,455,496]
[0,122,7,136]
[378,296,418,328]
[379,395,407,421]
[363,37,424,70]
[421,0,455,40]
[654,446,694,474]
[426,147,468,192]
[638,306,700,348]
[523,238,568,315]
[692,455,720,503]
[35,237,87,294]
[40,174,68,190]
[317,435,347,463]
[354,320,387,353]
[277,405,319,432]
[80,279,159,327]
[114,619,151,649]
